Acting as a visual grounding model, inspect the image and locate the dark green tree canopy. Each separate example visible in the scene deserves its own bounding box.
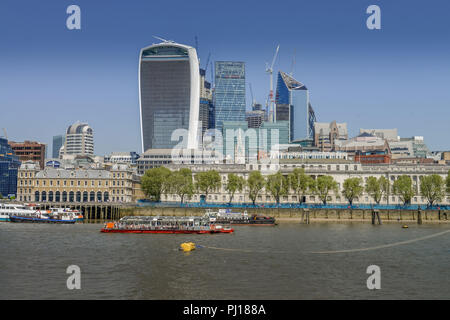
[420,174,445,207]
[247,171,266,205]
[140,166,172,202]
[393,175,415,205]
[226,173,246,204]
[266,171,289,204]
[195,170,221,201]
[168,168,194,204]
[288,168,314,203]
[313,175,338,205]
[342,177,364,205]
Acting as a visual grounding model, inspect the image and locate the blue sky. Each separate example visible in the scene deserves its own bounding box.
[0,0,449,155]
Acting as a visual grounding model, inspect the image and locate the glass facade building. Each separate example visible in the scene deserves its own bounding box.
[52,135,65,158]
[214,62,246,132]
[221,120,289,162]
[275,71,316,142]
[0,137,21,197]
[139,42,200,152]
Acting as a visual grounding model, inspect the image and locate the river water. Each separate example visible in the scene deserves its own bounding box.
[0,222,448,299]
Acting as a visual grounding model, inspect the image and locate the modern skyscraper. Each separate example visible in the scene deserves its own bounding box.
[0,137,20,197]
[139,41,200,152]
[214,61,246,132]
[199,68,213,137]
[275,71,316,142]
[52,135,65,158]
[63,122,94,156]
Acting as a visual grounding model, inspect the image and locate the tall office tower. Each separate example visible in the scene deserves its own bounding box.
[199,68,212,137]
[52,135,65,158]
[64,122,94,156]
[275,71,316,142]
[139,41,200,152]
[214,61,246,133]
[0,137,21,197]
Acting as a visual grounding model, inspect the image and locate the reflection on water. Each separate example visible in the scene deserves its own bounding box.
[0,222,449,299]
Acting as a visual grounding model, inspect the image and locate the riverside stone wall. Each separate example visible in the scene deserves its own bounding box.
[120,206,450,223]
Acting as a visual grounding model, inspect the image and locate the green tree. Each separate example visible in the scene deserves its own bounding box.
[195,170,221,202]
[365,176,390,204]
[168,168,194,204]
[365,176,382,204]
[226,173,245,204]
[342,177,364,205]
[266,171,289,204]
[446,170,450,194]
[379,176,390,204]
[393,175,415,205]
[313,175,338,205]
[288,168,314,203]
[420,174,445,207]
[140,166,172,202]
[247,171,265,205]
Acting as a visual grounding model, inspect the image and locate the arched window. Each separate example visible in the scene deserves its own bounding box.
[83,191,88,202]
[48,191,54,202]
[41,191,47,202]
[35,191,40,202]
[97,191,102,202]
[76,191,81,202]
[62,191,67,202]
[55,191,60,202]
[90,191,95,202]
[103,192,109,202]
[69,191,74,202]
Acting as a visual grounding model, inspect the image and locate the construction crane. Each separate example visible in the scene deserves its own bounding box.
[265,44,280,122]
[204,53,211,74]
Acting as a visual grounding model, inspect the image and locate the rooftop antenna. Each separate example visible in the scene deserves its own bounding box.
[290,49,296,77]
[152,35,174,43]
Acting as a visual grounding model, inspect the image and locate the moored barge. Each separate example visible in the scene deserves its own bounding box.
[101,216,234,234]
[205,209,276,226]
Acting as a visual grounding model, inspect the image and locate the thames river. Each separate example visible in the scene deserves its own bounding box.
[0,222,448,299]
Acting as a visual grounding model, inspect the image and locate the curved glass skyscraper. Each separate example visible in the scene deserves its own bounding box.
[139,42,200,152]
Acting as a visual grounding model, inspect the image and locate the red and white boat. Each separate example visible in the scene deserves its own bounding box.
[101,216,234,234]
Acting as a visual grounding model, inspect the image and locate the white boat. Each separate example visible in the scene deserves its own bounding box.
[0,203,40,220]
[48,207,84,222]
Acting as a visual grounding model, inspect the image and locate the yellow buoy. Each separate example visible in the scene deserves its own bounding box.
[180,242,196,252]
[402,225,409,229]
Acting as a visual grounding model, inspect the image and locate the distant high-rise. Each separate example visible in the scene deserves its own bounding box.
[199,68,213,137]
[275,71,316,142]
[0,137,20,197]
[52,135,65,158]
[64,122,94,156]
[8,140,46,169]
[246,110,265,129]
[139,41,200,152]
[214,61,246,132]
